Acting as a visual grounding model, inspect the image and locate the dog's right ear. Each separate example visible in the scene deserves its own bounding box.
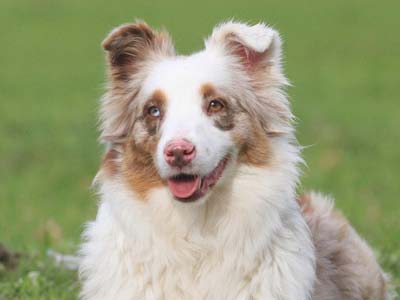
[102,21,175,81]
[99,22,175,143]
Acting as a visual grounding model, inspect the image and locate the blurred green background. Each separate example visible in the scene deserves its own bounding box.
[1,0,399,298]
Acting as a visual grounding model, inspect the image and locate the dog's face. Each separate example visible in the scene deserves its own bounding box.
[99,21,292,203]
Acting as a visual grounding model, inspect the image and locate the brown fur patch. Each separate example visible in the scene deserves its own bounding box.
[200,83,235,131]
[143,89,167,136]
[235,124,271,167]
[200,82,217,98]
[150,89,167,103]
[101,149,120,176]
[99,128,163,201]
[121,140,163,200]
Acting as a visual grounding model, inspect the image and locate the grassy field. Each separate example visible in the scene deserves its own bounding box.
[0,0,399,298]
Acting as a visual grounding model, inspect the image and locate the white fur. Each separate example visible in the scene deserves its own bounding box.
[206,21,282,63]
[142,52,236,179]
[80,139,315,299]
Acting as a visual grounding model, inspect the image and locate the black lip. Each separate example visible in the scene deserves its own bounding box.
[170,173,198,181]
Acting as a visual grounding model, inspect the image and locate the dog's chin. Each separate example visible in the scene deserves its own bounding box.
[166,156,230,203]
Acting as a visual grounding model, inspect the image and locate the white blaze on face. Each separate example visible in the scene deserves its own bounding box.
[141,50,235,180]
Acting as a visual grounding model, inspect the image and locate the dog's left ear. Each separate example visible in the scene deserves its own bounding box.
[205,21,282,72]
[206,22,292,135]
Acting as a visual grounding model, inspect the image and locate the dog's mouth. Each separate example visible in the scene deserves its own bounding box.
[167,156,229,203]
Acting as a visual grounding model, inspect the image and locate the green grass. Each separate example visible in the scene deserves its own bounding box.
[0,0,399,298]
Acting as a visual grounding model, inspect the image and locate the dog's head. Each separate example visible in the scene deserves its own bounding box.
[98,21,293,204]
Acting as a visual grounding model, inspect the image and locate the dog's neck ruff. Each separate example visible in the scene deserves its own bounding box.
[81,140,315,300]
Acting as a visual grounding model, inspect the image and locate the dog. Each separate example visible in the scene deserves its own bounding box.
[79,21,394,300]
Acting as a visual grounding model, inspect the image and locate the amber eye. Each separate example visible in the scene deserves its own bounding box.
[147,106,161,117]
[207,99,225,113]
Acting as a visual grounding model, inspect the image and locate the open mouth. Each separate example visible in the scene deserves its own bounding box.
[167,156,229,202]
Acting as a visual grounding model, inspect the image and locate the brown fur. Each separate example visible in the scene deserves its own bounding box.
[142,89,167,136]
[230,120,271,167]
[298,193,392,300]
[99,140,164,201]
[200,82,216,98]
[238,126,271,167]
[121,140,163,200]
[200,83,234,131]
[101,149,120,177]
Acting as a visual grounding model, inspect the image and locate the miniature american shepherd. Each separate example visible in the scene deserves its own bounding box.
[79,20,394,300]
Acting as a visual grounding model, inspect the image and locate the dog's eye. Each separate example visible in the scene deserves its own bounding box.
[208,99,225,114]
[148,106,161,118]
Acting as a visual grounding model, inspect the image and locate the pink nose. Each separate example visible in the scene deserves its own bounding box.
[164,139,196,168]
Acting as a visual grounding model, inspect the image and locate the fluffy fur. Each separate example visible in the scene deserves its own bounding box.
[79,21,394,300]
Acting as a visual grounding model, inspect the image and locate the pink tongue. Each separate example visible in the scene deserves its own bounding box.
[167,176,200,199]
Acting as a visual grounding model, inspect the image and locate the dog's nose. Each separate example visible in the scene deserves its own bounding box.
[164,139,196,168]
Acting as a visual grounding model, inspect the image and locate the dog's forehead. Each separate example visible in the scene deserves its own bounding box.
[142,50,231,98]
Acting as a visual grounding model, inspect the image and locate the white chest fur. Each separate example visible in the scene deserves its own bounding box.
[80,166,316,300]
